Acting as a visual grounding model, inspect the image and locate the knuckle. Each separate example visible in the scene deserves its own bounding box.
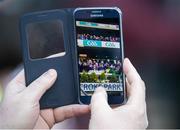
[33,78,42,86]
[35,77,48,86]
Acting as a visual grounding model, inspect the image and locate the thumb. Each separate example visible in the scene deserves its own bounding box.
[90,87,111,116]
[25,69,57,102]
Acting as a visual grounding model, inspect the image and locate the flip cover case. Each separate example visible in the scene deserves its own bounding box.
[20,8,77,109]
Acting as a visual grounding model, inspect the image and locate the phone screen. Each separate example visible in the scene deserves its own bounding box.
[74,8,125,104]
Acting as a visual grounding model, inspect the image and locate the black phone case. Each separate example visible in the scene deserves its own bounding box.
[20,8,78,109]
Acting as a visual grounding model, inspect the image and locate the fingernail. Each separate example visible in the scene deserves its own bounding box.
[125,58,131,65]
[124,58,129,63]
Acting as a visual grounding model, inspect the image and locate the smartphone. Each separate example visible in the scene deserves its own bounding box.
[74,7,125,105]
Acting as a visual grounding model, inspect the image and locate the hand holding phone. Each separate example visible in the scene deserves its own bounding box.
[89,58,148,129]
[20,7,125,108]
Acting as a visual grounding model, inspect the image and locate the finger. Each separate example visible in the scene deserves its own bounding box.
[34,116,50,129]
[123,58,146,106]
[53,104,90,122]
[8,70,26,93]
[90,87,111,116]
[123,58,141,85]
[40,109,55,128]
[25,69,57,101]
[126,81,146,106]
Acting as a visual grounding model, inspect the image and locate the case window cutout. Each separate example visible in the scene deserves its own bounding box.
[26,20,66,59]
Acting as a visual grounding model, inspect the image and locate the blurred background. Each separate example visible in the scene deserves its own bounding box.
[0,0,179,128]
